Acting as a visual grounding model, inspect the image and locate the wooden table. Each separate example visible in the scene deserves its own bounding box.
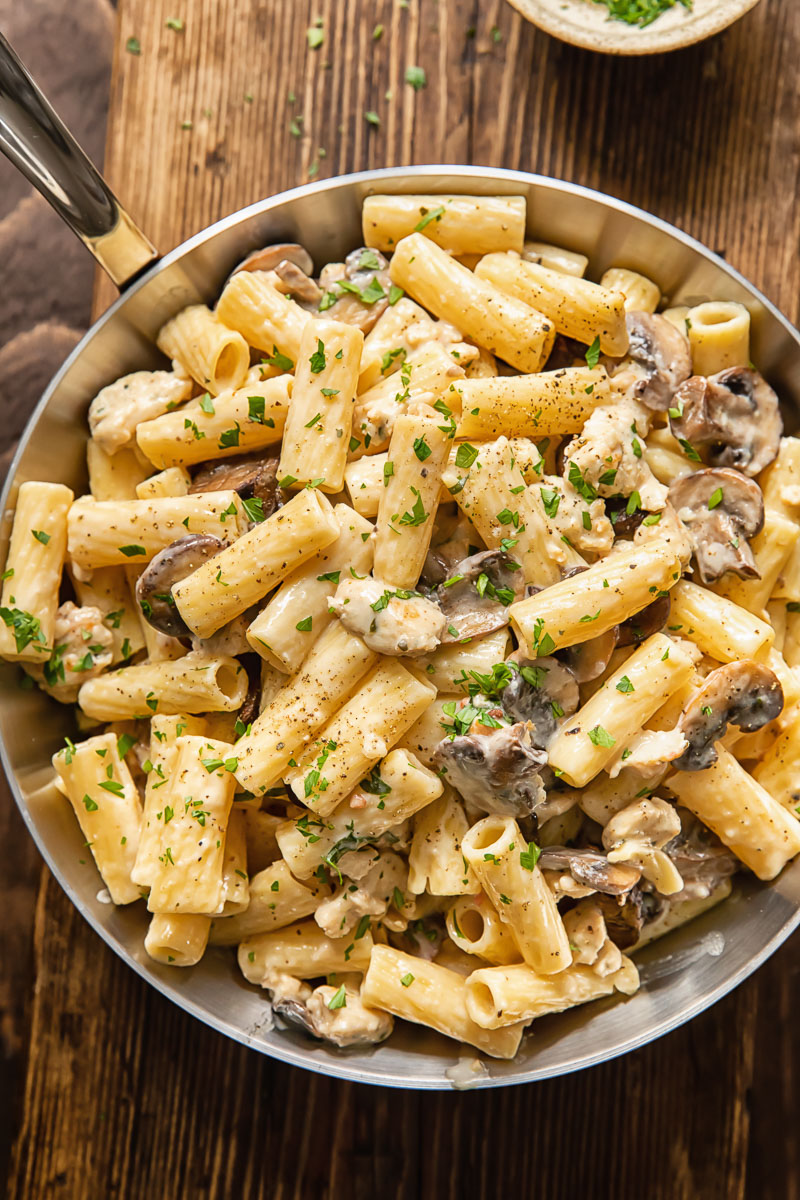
[5,1,800,1196]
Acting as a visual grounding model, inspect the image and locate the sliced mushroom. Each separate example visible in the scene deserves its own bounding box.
[499,656,579,749]
[235,653,262,728]
[558,628,617,683]
[537,847,642,896]
[135,534,224,637]
[669,367,782,477]
[594,889,646,950]
[615,593,671,646]
[603,495,647,538]
[189,451,283,517]
[433,723,547,818]
[330,577,446,656]
[602,797,684,895]
[668,467,764,584]
[273,984,394,1048]
[674,659,784,771]
[234,242,314,277]
[663,808,739,900]
[317,248,392,333]
[622,311,692,411]
[435,549,522,643]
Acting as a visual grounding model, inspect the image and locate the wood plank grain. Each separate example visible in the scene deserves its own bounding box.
[8,0,800,1197]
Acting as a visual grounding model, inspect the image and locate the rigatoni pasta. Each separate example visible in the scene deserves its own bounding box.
[8,195,800,1064]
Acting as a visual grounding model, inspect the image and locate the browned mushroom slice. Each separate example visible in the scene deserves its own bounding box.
[500,657,579,749]
[189,450,283,517]
[436,549,523,643]
[135,534,224,637]
[232,243,321,306]
[669,367,782,477]
[236,653,262,729]
[624,311,692,411]
[537,847,642,896]
[595,889,646,949]
[317,248,392,334]
[615,593,671,646]
[674,660,784,772]
[663,808,739,899]
[558,628,617,683]
[234,242,314,276]
[433,723,547,818]
[604,495,647,538]
[668,467,764,585]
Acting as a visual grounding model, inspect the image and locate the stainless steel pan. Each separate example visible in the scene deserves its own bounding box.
[3,34,800,1089]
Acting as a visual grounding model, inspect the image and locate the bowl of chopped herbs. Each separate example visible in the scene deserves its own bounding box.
[506,0,763,54]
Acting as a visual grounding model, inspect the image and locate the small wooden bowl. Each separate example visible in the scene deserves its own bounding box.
[506,0,763,55]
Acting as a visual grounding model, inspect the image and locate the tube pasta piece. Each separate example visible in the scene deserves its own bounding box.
[600,268,661,314]
[374,413,452,589]
[278,318,363,493]
[523,241,588,277]
[396,697,454,767]
[454,367,610,441]
[52,732,143,904]
[475,253,629,356]
[408,788,481,896]
[687,301,750,376]
[276,748,443,879]
[446,894,523,965]
[509,540,684,656]
[172,489,339,639]
[146,735,237,914]
[157,304,250,395]
[363,194,526,256]
[762,438,800,515]
[644,442,699,487]
[136,374,290,469]
[669,579,774,663]
[548,634,695,788]
[72,566,144,664]
[67,491,246,569]
[285,662,436,817]
[246,504,374,673]
[144,913,212,966]
[209,860,326,943]
[389,234,555,373]
[465,956,639,1029]
[238,918,373,980]
[361,945,525,1059]
[234,623,377,794]
[344,454,385,517]
[87,441,151,501]
[715,509,799,614]
[669,744,800,880]
[752,706,800,810]
[0,482,73,662]
[443,437,583,588]
[136,466,191,500]
[461,816,571,974]
[357,298,430,392]
[78,652,247,721]
[132,714,207,888]
[416,628,511,694]
[216,269,310,362]
[350,342,465,458]
[219,807,249,915]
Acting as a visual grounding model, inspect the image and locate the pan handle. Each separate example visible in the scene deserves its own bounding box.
[0,33,159,289]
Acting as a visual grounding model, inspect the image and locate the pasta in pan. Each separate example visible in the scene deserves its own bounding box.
[6,193,800,1060]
